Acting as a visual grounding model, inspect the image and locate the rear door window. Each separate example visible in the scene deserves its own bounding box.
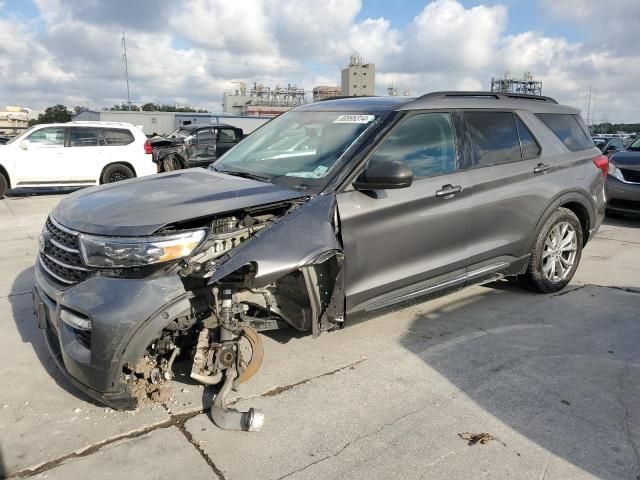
[535,113,593,151]
[69,128,98,147]
[99,129,134,146]
[368,112,457,178]
[514,116,541,160]
[464,111,521,166]
[218,129,237,142]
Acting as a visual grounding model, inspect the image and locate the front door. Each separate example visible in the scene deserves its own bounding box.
[194,129,216,165]
[337,111,474,312]
[14,126,67,184]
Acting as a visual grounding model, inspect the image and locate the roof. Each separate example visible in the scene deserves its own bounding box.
[30,121,139,129]
[294,91,578,115]
[178,123,238,130]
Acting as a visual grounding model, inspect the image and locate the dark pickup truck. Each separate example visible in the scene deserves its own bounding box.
[151,124,244,171]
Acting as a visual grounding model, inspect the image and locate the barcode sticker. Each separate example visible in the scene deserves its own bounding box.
[333,114,375,124]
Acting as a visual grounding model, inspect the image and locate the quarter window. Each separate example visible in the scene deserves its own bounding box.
[465,111,521,167]
[369,112,457,178]
[69,127,98,147]
[99,129,134,146]
[535,113,593,152]
[514,116,541,160]
[26,127,65,146]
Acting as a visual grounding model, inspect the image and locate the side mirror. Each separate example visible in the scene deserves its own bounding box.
[605,145,619,152]
[353,160,413,190]
[19,141,29,150]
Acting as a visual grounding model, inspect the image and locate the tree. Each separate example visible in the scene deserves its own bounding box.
[28,104,73,126]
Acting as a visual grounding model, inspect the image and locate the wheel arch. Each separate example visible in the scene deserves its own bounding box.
[0,163,11,188]
[99,161,137,184]
[527,190,595,252]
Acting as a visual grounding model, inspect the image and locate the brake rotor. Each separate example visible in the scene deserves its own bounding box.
[237,326,264,383]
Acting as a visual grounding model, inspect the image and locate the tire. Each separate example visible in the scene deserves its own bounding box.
[0,173,7,198]
[162,155,183,172]
[101,163,135,184]
[521,208,583,293]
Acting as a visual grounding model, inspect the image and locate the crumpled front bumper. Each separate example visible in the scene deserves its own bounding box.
[32,260,192,409]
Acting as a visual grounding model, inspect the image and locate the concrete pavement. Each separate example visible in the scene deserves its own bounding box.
[1,191,638,479]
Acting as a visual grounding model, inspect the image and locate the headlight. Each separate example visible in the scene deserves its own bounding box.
[79,230,206,268]
[608,162,624,181]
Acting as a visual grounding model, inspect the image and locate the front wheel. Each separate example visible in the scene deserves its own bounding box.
[101,163,135,184]
[521,208,583,293]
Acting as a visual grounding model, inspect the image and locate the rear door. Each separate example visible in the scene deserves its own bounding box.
[462,110,552,268]
[194,128,216,165]
[67,127,103,182]
[337,111,474,312]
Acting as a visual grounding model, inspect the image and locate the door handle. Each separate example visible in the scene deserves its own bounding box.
[533,163,552,174]
[435,184,463,198]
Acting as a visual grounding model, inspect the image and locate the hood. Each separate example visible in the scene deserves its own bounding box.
[150,136,184,148]
[611,150,640,170]
[52,168,305,236]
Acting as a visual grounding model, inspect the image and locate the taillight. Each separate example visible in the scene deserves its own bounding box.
[144,139,152,154]
[592,155,608,178]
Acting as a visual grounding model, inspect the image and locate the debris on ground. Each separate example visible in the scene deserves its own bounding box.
[128,356,172,406]
[458,432,505,446]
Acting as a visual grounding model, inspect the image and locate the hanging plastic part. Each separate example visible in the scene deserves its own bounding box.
[211,368,265,431]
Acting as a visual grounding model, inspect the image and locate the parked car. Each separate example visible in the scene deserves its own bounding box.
[0,135,11,145]
[0,121,156,197]
[594,136,625,157]
[32,92,606,431]
[606,136,640,215]
[151,124,244,172]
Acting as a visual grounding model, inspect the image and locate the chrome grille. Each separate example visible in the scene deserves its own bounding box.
[39,217,92,285]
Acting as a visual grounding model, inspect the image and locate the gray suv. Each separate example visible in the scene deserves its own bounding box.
[32,92,606,430]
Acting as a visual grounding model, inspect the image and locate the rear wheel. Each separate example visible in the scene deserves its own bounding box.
[0,173,7,198]
[101,163,134,184]
[522,208,583,293]
[162,155,183,172]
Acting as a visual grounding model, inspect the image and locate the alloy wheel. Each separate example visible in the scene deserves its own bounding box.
[542,221,578,282]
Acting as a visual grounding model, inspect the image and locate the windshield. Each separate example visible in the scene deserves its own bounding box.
[628,137,640,151]
[213,111,381,190]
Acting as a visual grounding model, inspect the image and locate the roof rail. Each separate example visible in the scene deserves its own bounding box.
[415,91,558,104]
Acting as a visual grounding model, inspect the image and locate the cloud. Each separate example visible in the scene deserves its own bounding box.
[1,0,639,122]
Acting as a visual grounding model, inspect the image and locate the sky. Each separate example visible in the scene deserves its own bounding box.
[0,0,638,122]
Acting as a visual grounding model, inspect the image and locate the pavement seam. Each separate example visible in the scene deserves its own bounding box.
[2,199,18,220]
[2,418,175,479]
[170,410,228,480]
[275,403,431,480]
[617,362,640,478]
[595,235,640,246]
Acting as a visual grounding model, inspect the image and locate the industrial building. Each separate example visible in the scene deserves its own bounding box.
[222,82,305,116]
[0,106,30,135]
[313,86,341,102]
[490,71,542,96]
[72,110,269,136]
[341,56,375,97]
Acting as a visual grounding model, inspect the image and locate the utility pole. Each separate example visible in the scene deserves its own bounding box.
[121,32,131,109]
[585,84,592,132]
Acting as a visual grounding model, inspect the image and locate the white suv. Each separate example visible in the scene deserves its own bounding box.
[0,121,157,197]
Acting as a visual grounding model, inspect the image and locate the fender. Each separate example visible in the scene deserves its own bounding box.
[525,189,596,253]
[152,146,184,164]
[206,194,342,288]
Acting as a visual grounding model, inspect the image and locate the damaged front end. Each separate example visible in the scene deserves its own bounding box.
[123,195,345,430]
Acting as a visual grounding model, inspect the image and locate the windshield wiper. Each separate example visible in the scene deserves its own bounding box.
[215,168,272,183]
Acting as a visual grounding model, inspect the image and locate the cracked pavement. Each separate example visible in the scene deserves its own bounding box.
[1,193,639,480]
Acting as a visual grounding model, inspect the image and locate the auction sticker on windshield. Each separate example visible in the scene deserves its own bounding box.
[333,114,375,124]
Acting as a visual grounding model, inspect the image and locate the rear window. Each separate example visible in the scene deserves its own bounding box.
[535,113,593,152]
[99,128,134,146]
